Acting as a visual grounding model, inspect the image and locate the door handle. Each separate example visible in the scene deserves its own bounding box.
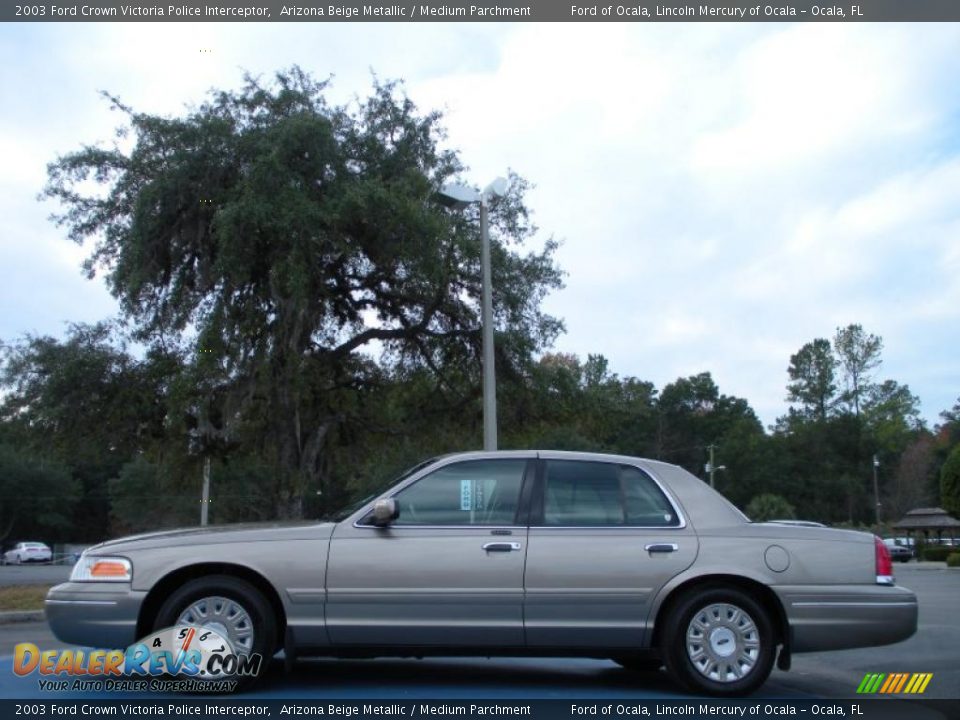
[482,542,522,552]
[644,543,679,553]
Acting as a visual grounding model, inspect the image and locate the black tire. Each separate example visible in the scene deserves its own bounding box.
[613,656,663,673]
[154,575,277,687]
[661,586,775,696]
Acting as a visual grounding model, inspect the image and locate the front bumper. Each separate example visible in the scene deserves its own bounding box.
[45,582,147,649]
[776,584,918,652]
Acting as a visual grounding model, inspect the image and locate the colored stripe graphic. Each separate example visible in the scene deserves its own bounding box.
[857,672,932,694]
[857,673,883,693]
[884,673,905,693]
[893,673,909,693]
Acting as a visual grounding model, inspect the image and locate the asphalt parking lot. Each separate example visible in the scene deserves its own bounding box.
[772,564,959,699]
[0,563,71,587]
[1,564,957,704]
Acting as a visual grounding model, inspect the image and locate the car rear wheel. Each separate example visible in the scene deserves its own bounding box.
[154,575,277,686]
[661,586,775,696]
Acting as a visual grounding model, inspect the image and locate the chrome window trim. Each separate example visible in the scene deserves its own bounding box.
[634,462,688,529]
[353,456,532,530]
[349,455,689,531]
[354,519,523,530]
[526,524,687,531]
[353,523,687,530]
[532,460,688,530]
[343,453,539,525]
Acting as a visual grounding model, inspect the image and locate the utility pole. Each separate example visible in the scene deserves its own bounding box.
[703,445,727,487]
[872,454,881,527]
[708,445,716,488]
[705,444,725,488]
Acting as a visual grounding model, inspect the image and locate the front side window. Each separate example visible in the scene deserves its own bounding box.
[542,460,679,527]
[392,459,528,526]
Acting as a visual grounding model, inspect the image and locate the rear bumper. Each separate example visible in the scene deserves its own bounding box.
[775,584,918,652]
[45,582,146,649]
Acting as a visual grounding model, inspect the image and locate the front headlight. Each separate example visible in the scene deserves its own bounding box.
[70,555,133,583]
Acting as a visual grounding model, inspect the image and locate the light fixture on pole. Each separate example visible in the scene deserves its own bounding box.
[437,176,508,451]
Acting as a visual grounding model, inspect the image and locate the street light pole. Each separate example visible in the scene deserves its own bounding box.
[437,177,508,452]
[479,195,497,451]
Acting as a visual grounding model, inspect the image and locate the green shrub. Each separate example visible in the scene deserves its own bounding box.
[947,553,960,568]
[746,493,796,522]
[941,444,960,518]
[922,545,954,562]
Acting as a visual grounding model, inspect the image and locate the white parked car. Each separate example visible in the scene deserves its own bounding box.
[883,538,913,563]
[3,541,53,564]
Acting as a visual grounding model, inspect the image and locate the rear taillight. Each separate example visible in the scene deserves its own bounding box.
[875,536,894,585]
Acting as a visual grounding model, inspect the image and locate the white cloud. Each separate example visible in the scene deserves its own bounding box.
[2,22,959,426]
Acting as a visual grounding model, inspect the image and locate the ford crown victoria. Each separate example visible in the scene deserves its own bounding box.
[46,451,918,695]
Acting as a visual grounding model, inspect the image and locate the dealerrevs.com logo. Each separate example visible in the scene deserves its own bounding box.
[13,625,262,693]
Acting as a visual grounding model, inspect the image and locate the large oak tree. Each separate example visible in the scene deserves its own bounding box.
[44,68,563,517]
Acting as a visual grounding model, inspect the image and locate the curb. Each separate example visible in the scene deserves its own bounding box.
[0,610,44,625]
[900,561,950,570]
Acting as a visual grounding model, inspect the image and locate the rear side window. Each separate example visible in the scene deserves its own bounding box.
[542,461,679,527]
[392,459,527,526]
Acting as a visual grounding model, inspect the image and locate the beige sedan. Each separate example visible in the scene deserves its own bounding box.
[47,450,918,695]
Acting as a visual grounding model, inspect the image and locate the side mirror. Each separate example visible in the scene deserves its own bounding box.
[371,498,399,526]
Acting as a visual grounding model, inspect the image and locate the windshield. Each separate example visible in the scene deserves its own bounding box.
[321,456,439,522]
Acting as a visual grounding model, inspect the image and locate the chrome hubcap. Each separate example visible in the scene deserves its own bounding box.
[176,595,254,652]
[685,602,759,683]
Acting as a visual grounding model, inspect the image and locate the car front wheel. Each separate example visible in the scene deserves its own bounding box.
[154,575,277,686]
[661,586,775,696]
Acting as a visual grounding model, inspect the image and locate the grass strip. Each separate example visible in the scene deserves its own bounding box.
[0,584,49,612]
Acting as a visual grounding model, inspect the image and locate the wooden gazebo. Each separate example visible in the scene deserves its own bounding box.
[892,507,960,543]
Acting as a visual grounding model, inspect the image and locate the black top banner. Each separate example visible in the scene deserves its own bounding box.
[4,0,960,22]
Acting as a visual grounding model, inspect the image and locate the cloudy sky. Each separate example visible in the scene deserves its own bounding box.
[1,21,958,427]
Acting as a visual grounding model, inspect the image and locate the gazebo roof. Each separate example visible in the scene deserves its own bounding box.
[893,507,960,531]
